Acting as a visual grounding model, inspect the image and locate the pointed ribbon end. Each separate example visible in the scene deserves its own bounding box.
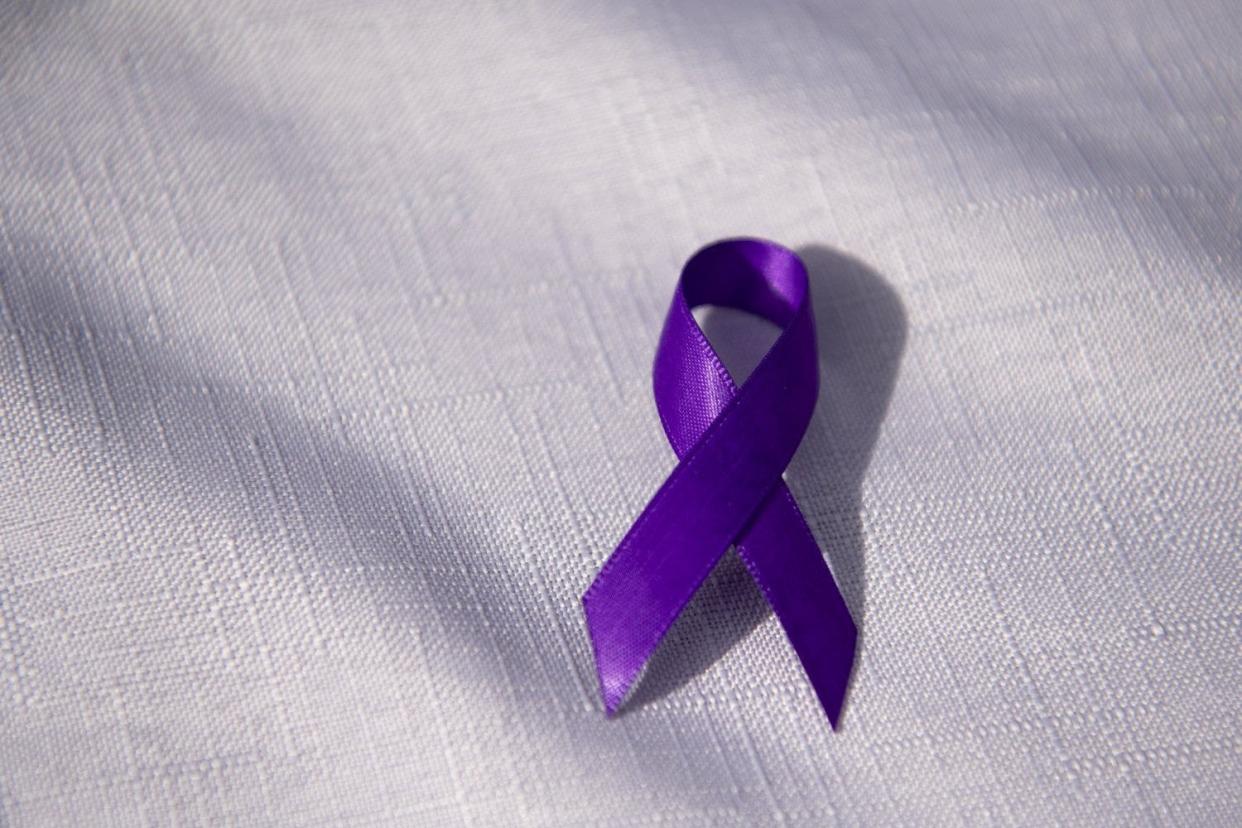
[583,594,635,720]
[817,620,858,731]
[598,670,630,719]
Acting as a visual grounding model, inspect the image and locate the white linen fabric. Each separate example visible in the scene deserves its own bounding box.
[1,1,1239,824]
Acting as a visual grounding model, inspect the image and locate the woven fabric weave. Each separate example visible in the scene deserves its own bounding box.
[1,1,1239,824]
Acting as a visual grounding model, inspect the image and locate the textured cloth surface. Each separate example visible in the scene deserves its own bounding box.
[1,1,1239,825]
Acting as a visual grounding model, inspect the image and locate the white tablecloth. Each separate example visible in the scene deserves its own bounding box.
[2,1,1239,824]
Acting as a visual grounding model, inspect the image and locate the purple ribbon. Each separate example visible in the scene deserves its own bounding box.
[582,238,857,727]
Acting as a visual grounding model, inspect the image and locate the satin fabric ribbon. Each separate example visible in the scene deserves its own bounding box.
[582,238,857,727]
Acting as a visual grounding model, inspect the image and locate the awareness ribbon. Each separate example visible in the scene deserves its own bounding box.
[582,238,857,727]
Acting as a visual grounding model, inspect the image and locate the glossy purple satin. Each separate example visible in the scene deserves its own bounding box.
[582,238,857,727]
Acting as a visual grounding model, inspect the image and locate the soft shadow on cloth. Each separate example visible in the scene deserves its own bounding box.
[629,246,906,711]
[0,242,701,807]
[0,28,865,813]
[2,6,918,813]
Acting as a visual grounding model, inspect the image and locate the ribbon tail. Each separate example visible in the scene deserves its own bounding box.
[581,477,761,715]
[585,478,858,724]
[735,484,858,728]
[582,533,730,714]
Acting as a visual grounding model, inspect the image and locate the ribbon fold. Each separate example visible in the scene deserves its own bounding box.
[582,238,856,727]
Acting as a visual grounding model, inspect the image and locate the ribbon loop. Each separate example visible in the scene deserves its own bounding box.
[583,238,857,727]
